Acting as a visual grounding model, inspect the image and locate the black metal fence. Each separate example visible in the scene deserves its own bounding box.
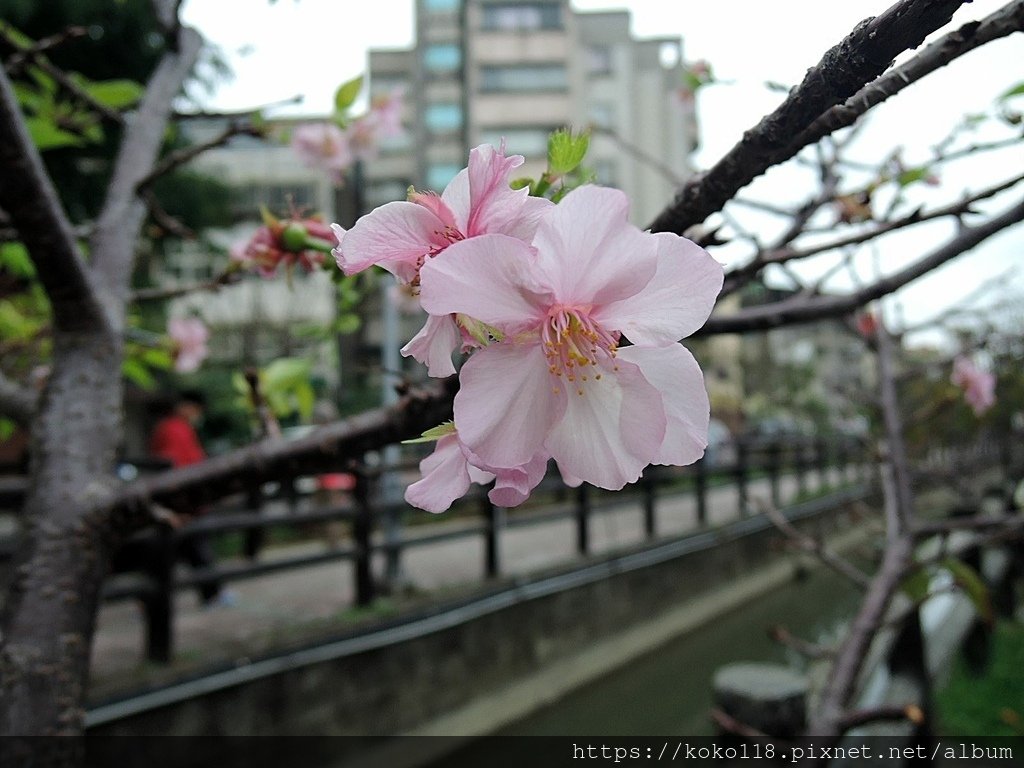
[0,435,875,662]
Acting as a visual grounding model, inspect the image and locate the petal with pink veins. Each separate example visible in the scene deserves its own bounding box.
[531,185,657,307]
[596,232,723,346]
[617,344,709,466]
[419,234,551,329]
[454,342,565,469]
[335,201,448,282]
[545,357,665,490]
[405,434,494,514]
[401,313,462,378]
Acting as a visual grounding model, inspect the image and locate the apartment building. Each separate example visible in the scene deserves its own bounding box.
[365,0,697,225]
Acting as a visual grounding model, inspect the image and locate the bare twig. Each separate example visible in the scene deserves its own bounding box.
[0,66,109,333]
[648,0,970,234]
[836,704,924,732]
[759,498,872,588]
[89,26,203,303]
[3,25,88,72]
[0,370,37,425]
[710,708,789,746]
[136,120,264,191]
[130,265,242,303]
[784,1,1024,167]
[724,172,1024,293]
[697,197,1024,336]
[0,24,125,126]
[140,187,195,239]
[768,625,835,660]
[244,367,282,440]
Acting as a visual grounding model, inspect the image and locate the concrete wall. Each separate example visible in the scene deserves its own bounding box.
[87,491,869,737]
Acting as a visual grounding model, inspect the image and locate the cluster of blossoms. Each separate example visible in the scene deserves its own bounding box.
[951,355,996,416]
[291,89,403,185]
[332,144,724,513]
[167,317,209,374]
[230,214,335,277]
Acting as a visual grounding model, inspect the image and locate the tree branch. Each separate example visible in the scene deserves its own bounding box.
[648,0,970,235]
[88,26,203,306]
[135,119,263,191]
[0,370,37,425]
[0,24,124,126]
[785,0,1024,158]
[0,66,109,333]
[88,379,455,532]
[696,196,1024,336]
[723,172,1024,295]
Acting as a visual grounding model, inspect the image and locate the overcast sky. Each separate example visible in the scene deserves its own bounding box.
[180,0,1024,345]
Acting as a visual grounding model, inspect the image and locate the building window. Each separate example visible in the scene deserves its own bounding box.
[479,127,553,158]
[593,160,617,187]
[423,44,462,73]
[423,0,460,11]
[479,64,567,93]
[426,163,461,190]
[481,3,562,31]
[424,103,463,133]
[586,45,613,76]
[234,183,318,218]
[588,102,615,128]
[366,179,410,208]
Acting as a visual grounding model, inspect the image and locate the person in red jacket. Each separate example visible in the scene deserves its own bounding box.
[149,390,234,607]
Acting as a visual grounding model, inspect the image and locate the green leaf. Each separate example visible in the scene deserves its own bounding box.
[509,177,533,190]
[25,116,83,150]
[901,566,932,603]
[0,242,35,279]
[547,128,590,177]
[122,358,156,389]
[334,75,364,114]
[402,421,456,444]
[0,417,15,442]
[334,313,361,334]
[896,167,931,187]
[141,348,174,369]
[942,557,993,626]
[81,78,144,109]
[998,81,1024,102]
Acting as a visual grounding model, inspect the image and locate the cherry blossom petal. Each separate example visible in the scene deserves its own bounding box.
[464,144,528,237]
[617,344,709,466]
[545,357,665,490]
[595,232,723,346]
[401,313,461,378]
[531,185,657,307]
[440,169,471,232]
[499,193,554,243]
[454,342,565,468]
[405,434,491,514]
[419,234,551,328]
[489,453,549,508]
[334,201,447,282]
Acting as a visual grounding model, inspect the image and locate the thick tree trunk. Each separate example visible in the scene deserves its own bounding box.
[0,330,123,737]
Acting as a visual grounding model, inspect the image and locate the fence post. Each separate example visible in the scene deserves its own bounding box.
[735,439,749,517]
[767,441,781,509]
[643,465,658,539]
[576,484,591,556]
[353,469,376,607]
[795,439,807,499]
[695,458,708,526]
[482,491,502,578]
[243,479,264,561]
[816,437,828,491]
[145,525,175,663]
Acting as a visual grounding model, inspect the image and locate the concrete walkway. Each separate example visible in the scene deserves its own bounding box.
[89,467,854,699]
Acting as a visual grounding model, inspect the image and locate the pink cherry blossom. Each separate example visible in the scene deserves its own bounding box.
[404,432,549,513]
[291,122,353,184]
[332,143,553,376]
[369,88,405,138]
[231,218,332,277]
[168,317,209,374]
[951,356,996,416]
[417,185,723,491]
